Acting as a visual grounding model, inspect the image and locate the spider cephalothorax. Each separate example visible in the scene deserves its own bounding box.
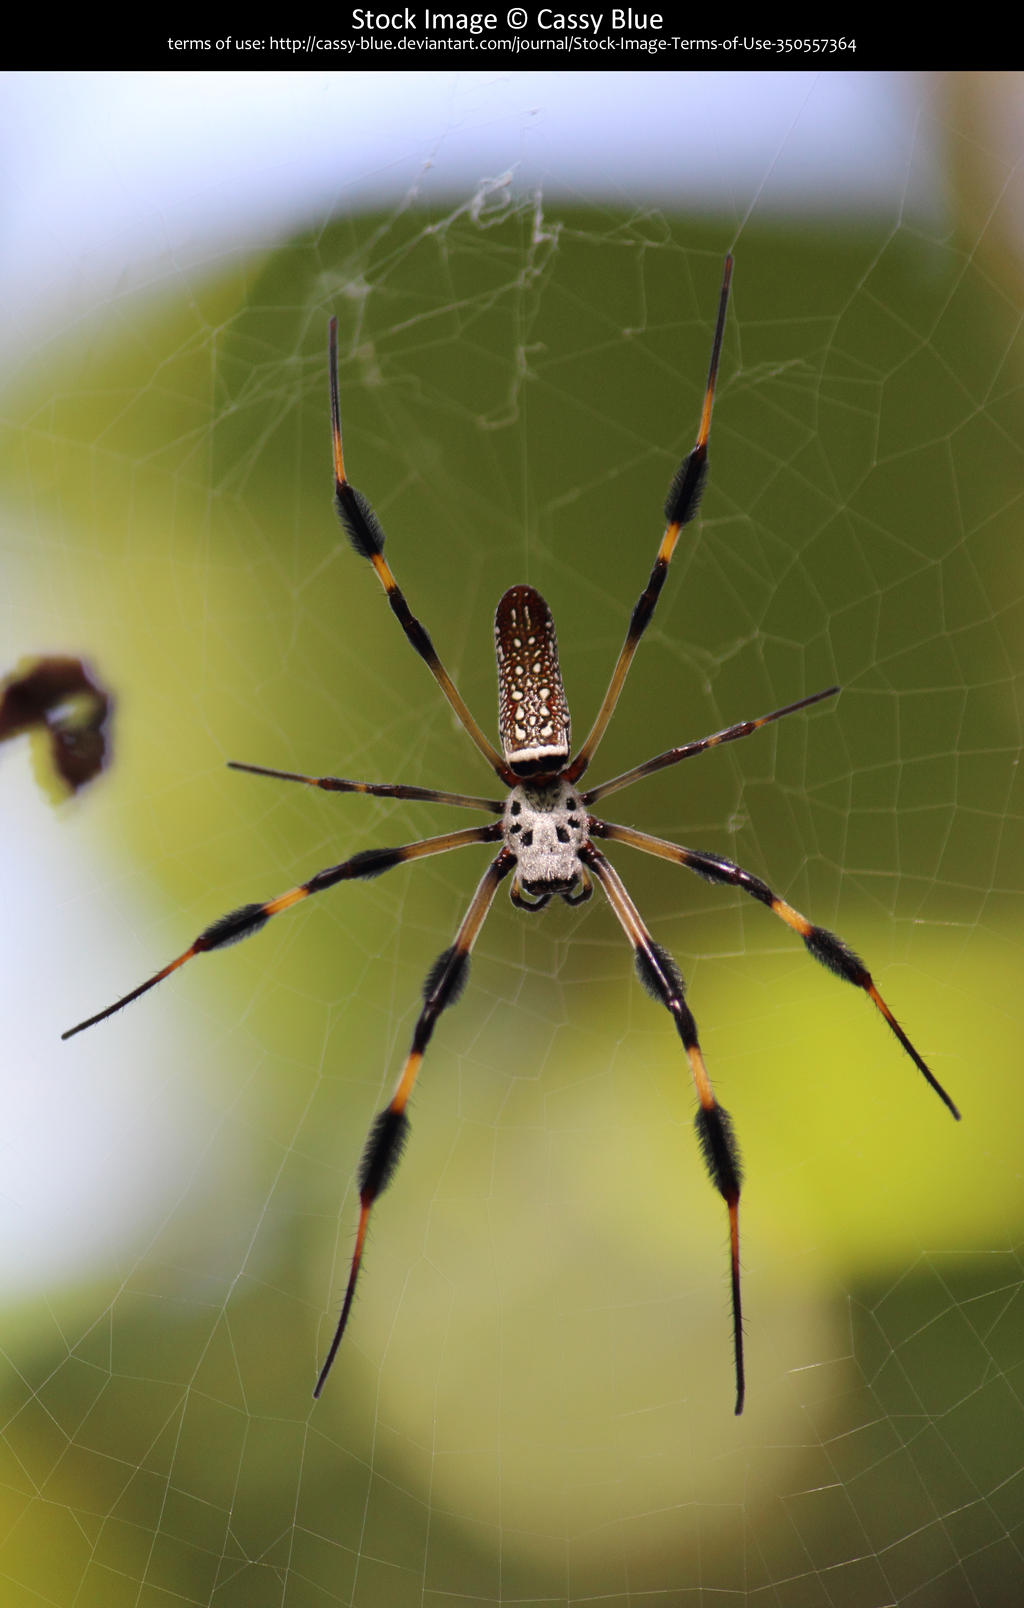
[502,775,590,905]
[65,255,959,1414]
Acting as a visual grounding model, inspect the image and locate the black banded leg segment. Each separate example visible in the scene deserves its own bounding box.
[62,824,501,1040]
[313,847,515,1398]
[227,759,504,814]
[568,256,733,785]
[582,843,745,1415]
[328,317,512,786]
[580,685,839,808]
[592,821,960,1121]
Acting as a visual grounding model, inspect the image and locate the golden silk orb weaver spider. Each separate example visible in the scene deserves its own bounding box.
[64,255,961,1414]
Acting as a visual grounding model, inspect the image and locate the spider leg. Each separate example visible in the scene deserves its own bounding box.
[582,842,745,1416]
[582,685,838,807]
[227,758,503,814]
[62,824,502,1040]
[329,318,512,786]
[592,820,961,1121]
[568,255,732,785]
[314,846,514,1397]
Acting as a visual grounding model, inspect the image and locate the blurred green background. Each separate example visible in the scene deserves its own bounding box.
[2,97,1023,1608]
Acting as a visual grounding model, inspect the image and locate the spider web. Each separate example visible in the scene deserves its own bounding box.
[2,73,1023,1608]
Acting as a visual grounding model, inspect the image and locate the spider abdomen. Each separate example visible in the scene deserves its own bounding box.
[494,585,571,777]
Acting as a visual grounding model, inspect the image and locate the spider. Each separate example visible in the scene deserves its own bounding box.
[64,255,960,1414]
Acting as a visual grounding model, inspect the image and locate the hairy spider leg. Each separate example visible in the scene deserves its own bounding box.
[227,759,503,814]
[62,825,501,1040]
[329,317,513,786]
[581,686,839,807]
[314,848,514,1397]
[592,820,960,1121]
[582,842,745,1414]
[568,254,733,784]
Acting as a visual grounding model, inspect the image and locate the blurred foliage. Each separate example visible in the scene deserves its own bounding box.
[2,186,1022,1608]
